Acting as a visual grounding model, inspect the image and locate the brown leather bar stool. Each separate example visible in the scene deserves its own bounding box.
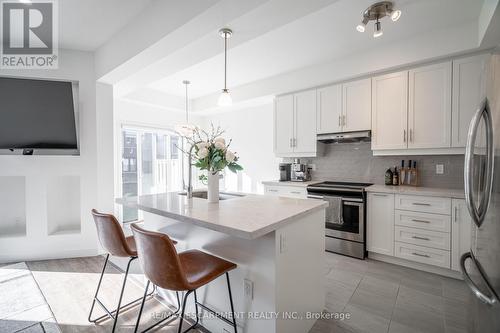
[131,223,238,333]
[89,209,177,332]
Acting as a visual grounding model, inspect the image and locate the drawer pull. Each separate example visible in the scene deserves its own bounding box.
[373,193,388,197]
[412,236,430,241]
[412,202,431,206]
[412,252,430,258]
[411,219,430,223]
[290,191,302,194]
[268,189,278,192]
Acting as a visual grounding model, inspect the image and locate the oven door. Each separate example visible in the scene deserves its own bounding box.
[308,194,364,242]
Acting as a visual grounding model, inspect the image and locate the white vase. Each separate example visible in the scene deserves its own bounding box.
[207,171,219,203]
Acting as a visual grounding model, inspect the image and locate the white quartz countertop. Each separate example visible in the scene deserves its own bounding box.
[261,180,322,187]
[366,184,465,199]
[116,192,328,240]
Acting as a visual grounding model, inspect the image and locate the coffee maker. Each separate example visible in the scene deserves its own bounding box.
[279,163,291,181]
[291,159,311,182]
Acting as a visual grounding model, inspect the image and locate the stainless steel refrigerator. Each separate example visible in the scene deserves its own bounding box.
[462,53,500,332]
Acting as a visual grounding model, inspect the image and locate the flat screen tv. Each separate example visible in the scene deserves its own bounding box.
[0,77,78,155]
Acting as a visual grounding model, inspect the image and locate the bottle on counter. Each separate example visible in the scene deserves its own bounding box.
[400,160,406,185]
[385,168,393,185]
[410,161,418,186]
[392,166,399,186]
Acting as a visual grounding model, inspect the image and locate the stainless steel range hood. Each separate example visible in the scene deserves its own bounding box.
[317,130,371,143]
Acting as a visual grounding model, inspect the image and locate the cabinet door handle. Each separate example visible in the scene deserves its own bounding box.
[289,138,293,147]
[293,138,297,147]
[412,202,431,206]
[404,129,407,143]
[412,236,430,241]
[410,129,413,142]
[454,206,458,223]
[343,115,346,127]
[412,219,430,224]
[412,252,430,258]
[338,115,341,127]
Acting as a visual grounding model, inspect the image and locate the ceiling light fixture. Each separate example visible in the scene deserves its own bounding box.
[175,80,197,137]
[356,1,401,38]
[217,28,233,107]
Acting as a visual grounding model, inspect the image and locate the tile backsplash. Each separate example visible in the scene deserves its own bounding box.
[288,142,465,189]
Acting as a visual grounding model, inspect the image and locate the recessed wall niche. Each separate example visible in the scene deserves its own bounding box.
[0,176,26,237]
[47,176,81,235]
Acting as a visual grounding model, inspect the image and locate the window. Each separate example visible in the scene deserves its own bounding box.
[120,127,183,223]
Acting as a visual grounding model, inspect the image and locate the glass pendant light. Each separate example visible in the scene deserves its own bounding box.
[217,28,233,107]
[175,80,196,137]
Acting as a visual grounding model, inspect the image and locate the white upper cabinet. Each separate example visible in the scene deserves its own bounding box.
[317,84,342,134]
[372,71,408,150]
[294,90,317,154]
[342,78,372,132]
[408,61,452,149]
[274,95,294,155]
[451,199,472,271]
[452,54,489,148]
[274,90,317,157]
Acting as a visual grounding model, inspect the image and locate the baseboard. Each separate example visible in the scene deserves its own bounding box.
[368,252,463,279]
[0,248,100,264]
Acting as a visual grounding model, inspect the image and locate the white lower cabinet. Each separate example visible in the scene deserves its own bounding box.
[367,193,394,256]
[368,191,469,273]
[451,199,472,271]
[394,242,451,268]
[264,185,307,199]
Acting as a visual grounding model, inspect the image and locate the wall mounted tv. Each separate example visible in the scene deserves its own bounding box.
[0,77,79,155]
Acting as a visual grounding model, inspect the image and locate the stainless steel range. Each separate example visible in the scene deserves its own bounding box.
[307,181,372,259]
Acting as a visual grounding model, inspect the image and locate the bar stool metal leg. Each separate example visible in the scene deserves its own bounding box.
[134,282,181,333]
[226,272,238,333]
[88,255,156,331]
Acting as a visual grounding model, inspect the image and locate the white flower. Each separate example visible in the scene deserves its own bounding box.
[198,147,209,159]
[225,150,236,163]
[214,141,225,150]
[196,141,208,150]
[214,137,226,146]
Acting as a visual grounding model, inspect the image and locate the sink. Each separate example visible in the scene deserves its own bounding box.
[178,190,245,201]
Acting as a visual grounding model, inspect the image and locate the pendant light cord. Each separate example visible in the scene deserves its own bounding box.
[224,32,227,90]
[185,82,188,123]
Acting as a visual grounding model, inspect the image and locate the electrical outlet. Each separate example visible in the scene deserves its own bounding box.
[436,164,444,175]
[244,279,254,300]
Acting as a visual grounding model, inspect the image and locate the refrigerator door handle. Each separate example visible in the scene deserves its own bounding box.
[464,99,495,228]
[460,252,499,306]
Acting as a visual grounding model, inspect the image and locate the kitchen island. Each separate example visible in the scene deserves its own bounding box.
[117,191,327,333]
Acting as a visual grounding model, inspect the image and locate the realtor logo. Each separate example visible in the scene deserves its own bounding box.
[1,0,58,69]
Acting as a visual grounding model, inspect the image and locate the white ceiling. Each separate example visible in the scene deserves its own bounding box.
[59,0,152,51]
[146,0,483,99]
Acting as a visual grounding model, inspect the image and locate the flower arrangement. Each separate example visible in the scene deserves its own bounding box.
[183,124,243,182]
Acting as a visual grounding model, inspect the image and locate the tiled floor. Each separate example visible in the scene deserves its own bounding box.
[1,254,474,333]
[310,252,474,333]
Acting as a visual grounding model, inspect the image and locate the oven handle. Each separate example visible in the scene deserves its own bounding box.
[307,194,363,203]
[307,194,324,199]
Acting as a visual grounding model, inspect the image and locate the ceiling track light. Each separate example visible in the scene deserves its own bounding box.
[218,28,233,107]
[356,1,401,38]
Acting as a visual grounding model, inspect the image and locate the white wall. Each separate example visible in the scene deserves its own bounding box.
[202,104,280,194]
[0,49,100,262]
